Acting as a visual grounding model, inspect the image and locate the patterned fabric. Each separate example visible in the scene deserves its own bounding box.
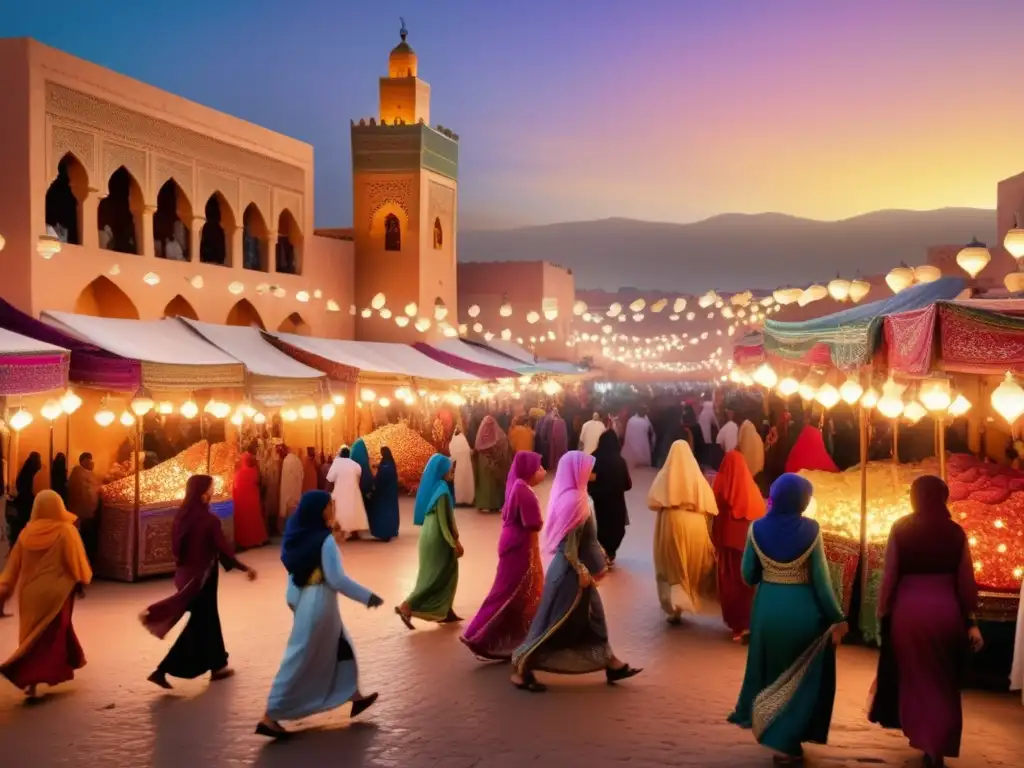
[0,354,69,395]
[884,304,937,375]
[939,302,1024,373]
[751,534,813,585]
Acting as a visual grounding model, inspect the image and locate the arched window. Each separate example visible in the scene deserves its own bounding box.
[73,276,140,319]
[154,179,192,261]
[433,217,443,250]
[277,311,311,336]
[242,204,269,271]
[226,298,265,329]
[97,166,143,255]
[275,209,302,274]
[46,153,88,245]
[384,213,401,252]
[200,193,235,266]
[163,294,199,320]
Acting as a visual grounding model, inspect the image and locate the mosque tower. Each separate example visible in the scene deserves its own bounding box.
[351,20,459,342]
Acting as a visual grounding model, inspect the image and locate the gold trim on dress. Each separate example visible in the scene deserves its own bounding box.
[751,533,817,585]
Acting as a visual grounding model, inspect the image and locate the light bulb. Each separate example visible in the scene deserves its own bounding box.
[60,389,82,415]
[41,399,63,421]
[9,408,33,431]
[119,410,136,427]
[94,409,115,427]
[298,404,318,420]
[180,399,199,419]
[839,377,863,405]
[282,408,299,422]
[321,403,336,419]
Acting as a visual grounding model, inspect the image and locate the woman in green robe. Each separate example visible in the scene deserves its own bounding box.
[474,415,512,512]
[728,473,847,764]
[395,454,463,628]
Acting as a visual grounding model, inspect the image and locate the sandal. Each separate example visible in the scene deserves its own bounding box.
[255,721,290,740]
[351,691,379,717]
[512,673,547,692]
[606,664,642,684]
[395,606,415,630]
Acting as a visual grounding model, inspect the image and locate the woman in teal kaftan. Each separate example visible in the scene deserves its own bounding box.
[728,473,847,763]
[396,455,463,628]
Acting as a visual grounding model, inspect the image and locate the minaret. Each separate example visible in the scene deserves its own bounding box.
[350,20,459,342]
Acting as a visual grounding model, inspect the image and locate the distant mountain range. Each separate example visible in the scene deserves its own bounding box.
[458,208,997,292]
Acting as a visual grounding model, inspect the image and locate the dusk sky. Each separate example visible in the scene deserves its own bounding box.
[6,0,1024,229]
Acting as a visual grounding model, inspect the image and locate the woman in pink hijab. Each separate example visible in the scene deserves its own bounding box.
[510,451,642,692]
[461,452,546,660]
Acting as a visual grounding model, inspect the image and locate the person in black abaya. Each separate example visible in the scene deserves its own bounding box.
[588,430,632,565]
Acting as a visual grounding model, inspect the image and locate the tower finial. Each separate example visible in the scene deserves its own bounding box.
[400,17,408,42]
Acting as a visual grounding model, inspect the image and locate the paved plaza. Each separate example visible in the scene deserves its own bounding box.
[1,468,1022,767]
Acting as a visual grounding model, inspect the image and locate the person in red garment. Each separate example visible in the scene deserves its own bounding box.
[712,451,766,641]
[0,490,92,698]
[784,425,839,474]
[233,444,268,549]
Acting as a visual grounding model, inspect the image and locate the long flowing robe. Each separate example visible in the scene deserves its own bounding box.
[260,445,282,530]
[785,426,839,474]
[266,536,374,721]
[368,456,400,541]
[301,453,319,494]
[232,453,268,549]
[578,418,606,456]
[461,454,545,660]
[737,421,765,479]
[474,417,512,512]
[621,414,654,468]
[406,493,460,621]
[448,433,475,506]
[350,439,375,509]
[870,477,978,760]
[326,457,370,534]
[648,440,718,617]
[547,416,569,470]
[0,491,92,689]
[588,431,632,561]
[66,465,100,563]
[716,421,739,454]
[279,452,305,521]
[712,451,766,635]
[698,402,718,444]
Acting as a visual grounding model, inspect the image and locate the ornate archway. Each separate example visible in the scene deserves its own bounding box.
[163,294,199,320]
[277,311,311,336]
[226,298,265,329]
[73,276,140,319]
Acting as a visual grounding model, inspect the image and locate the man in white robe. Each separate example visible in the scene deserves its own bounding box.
[448,428,475,505]
[326,447,370,537]
[621,410,654,468]
[716,409,739,453]
[578,412,607,455]
[698,401,718,445]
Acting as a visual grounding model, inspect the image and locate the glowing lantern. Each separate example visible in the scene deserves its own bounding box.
[752,363,778,389]
[1005,219,1024,262]
[468,304,480,318]
[404,302,418,317]
[37,234,61,259]
[228,281,245,295]
[956,238,991,278]
[499,296,513,317]
[230,411,243,426]
[272,286,287,298]
[848,279,871,303]
[443,325,458,338]
[380,308,392,319]
[9,408,32,431]
[472,322,482,333]
[527,311,540,324]
[798,285,827,307]
[861,387,879,409]
[331,393,345,405]
[298,404,318,420]
[573,300,587,315]
[60,389,82,414]
[629,298,646,312]
[827,277,851,302]
[839,377,864,405]
[913,265,942,284]
[777,377,800,397]
[41,399,63,421]
[119,410,136,427]
[361,388,377,403]
[1005,271,1024,294]
[903,401,927,425]
[673,297,687,313]
[157,401,174,415]
[686,312,695,321]
[395,316,410,327]
[542,379,562,396]
[180,399,199,419]
[501,329,512,341]
[698,291,718,309]
[130,388,155,417]
[730,291,752,307]
[360,308,372,318]
[886,266,914,294]
[773,287,803,305]
[295,290,310,303]
[877,377,907,419]
[414,317,432,332]
[815,383,840,409]
[94,408,115,427]
[633,313,644,322]
[189,275,205,289]
[281,408,299,422]
[371,292,387,310]
[434,298,448,321]
[326,300,340,312]
[321,402,337,420]
[211,401,231,419]
[142,272,161,286]
[919,377,952,412]
[948,394,972,418]
[544,307,558,321]
[991,372,1024,424]
[651,298,667,313]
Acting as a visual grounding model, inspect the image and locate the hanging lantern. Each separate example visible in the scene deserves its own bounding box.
[94,407,115,427]
[180,398,199,419]
[467,304,480,318]
[848,279,871,303]
[672,297,687,313]
[414,317,432,332]
[913,264,942,284]
[379,308,392,319]
[403,302,418,317]
[573,300,587,315]
[499,295,513,317]
[40,399,63,421]
[815,383,840,409]
[752,363,778,389]
[918,377,952,412]
[991,371,1024,424]
[36,234,62,259]
[230,411,244,426]
[157,401,174,415]
[253,412,267,425]
[119,410,136,427]
[773,287,802,305]
[228,281,245,295]
[443,325,458,338]
[777,377,800,397]
[544,307,558,321]
[433,298,448,321]
[877,377,907,419]
[1005,271,1024,294]
[827,277,851,302]
[607,302,622,317]
[861,387,879,409]
[886,266,914,294]
[839,376,863,405]
[326,299,341,312]
[281,408,299,422]
[501,328,512,341]
[60,388,82,415]
[526,310,540,324]
[1005,217,1024,262]
[651,298,668,313]
[903,401,927,425]
[142,272,161,286]
[9,407,32,431]
[130,387,155,417]
[798,374,818,402]
[730,291,753,307]
[371,292,387,310]
[298,404,318,420]
[629,298,645,313]
[956,237,991,278]
[395,315,410,327]
[211,401,231,419]
[360,308,372,319]
[948,394,972,418]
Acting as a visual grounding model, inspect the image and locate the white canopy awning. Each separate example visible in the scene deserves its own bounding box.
[478,339,536,365]
[0,327,68,356]
[429,339,523,374]
[268,332,480,382]
[41,311,245,390]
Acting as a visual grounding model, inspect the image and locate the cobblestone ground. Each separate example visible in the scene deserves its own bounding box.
[1,468,1022,767]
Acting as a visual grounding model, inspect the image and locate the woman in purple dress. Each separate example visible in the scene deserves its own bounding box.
[869,475,983,768]
[460,452,546,660]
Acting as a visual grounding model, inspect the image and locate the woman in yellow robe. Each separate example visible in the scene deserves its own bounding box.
[0,490,93,697]
[508,417,535,454]
[647,440,719,624]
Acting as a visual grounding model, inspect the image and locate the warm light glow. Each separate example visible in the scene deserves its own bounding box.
[839,377,863,405]
[499,298,513,317]
[698,291,718,309]
[36,234,62,259]
[629,298,646,313]
[827,277,851,302]
[296,290,310,303]
[331,393,345,405]
[752,363,778,389]
[94,408,115,427]
[956,238,991,278]
[877,377,907,419]
[443,325,458,338]
[848,279,871,303]
[404,302,418,317]
[326,299,341,312]
[1005,271,1024,294]
[361,308,372,319]
[501,328,512,341]
[544,307,558,321]
[9,408,32,431]
[434,298,448,321]
[142,272,160,286]
[371,292,387,310]
[815,383,840,409]
[468,304,480,318]
[41,399,63,421]
[861,387,879,409]
[573,300,588,315]
[298,404,318,420]
[378,397,391,408]
[119,410,136,427]
[60,389,82,414]
[157,401,174,415]
[380,308,393,319]
[282,408,299,422]
[913,264,942,284]
[773,287,803,305]
[211,401,232,419]
[542,379,563,396]
[130,389,155,417]
[948,394,972,417]
[189,275,204,289]
[361,388,377,403]
[527,311,540,324]
[777,377,800,397]
[991,371,1024,425]
[886,266,914,294]
[1005,226,1024,261]
[903,401,926,425]
[228,281,245,295]
[414,317,432,332]
[918,377,952,412]
[395,316,410,327]
[180,399,199,419]
[230,411,243,426]
[254,412,266,424]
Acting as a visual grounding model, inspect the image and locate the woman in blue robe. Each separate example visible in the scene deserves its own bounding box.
[728,473,848,763]
[256,491,384,739]
[350,438,375,509]
[369,447,400,541]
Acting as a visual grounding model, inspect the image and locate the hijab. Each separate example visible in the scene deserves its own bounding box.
[16,452,42,497]
[590,430,631,495]
[647,439,718,515]
[542,451,595,554]
[474,415,505,452]
[281,490,333,587]
[17,489,78,550]
[892,475,969,574]
[172,475,214,561]
[784,426,839,474]
[753,473,819,562]
[737,421,765,477]
[502,451,543,526]
[414,454,454,526]
[51,453,69,502]
[714,450,766,522]
[350,438,374,495]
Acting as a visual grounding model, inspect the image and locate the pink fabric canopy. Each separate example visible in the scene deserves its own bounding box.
[413,342,518,379]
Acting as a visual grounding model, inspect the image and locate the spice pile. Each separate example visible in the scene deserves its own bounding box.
[102,440,236,506]
[360,423,437,492]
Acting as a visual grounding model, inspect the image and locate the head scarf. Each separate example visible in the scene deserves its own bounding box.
[891,475,969,575]
[414,454,454,526]
[784,426,838,474]
[647,440,718,515]
[380,446,396,467]
[737,420,765,476]
[502,451,543,527]
[753,473,819,562]
[172,475,214,560]
[16,452,42,496]
[17,489,78,550]
[592,429,622,467]
[350,438,374,495]
[281,490,332,587]
[474,415,505,452]
[51,453,69,501]
[713,451,766,522]
[542,451,595,554]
